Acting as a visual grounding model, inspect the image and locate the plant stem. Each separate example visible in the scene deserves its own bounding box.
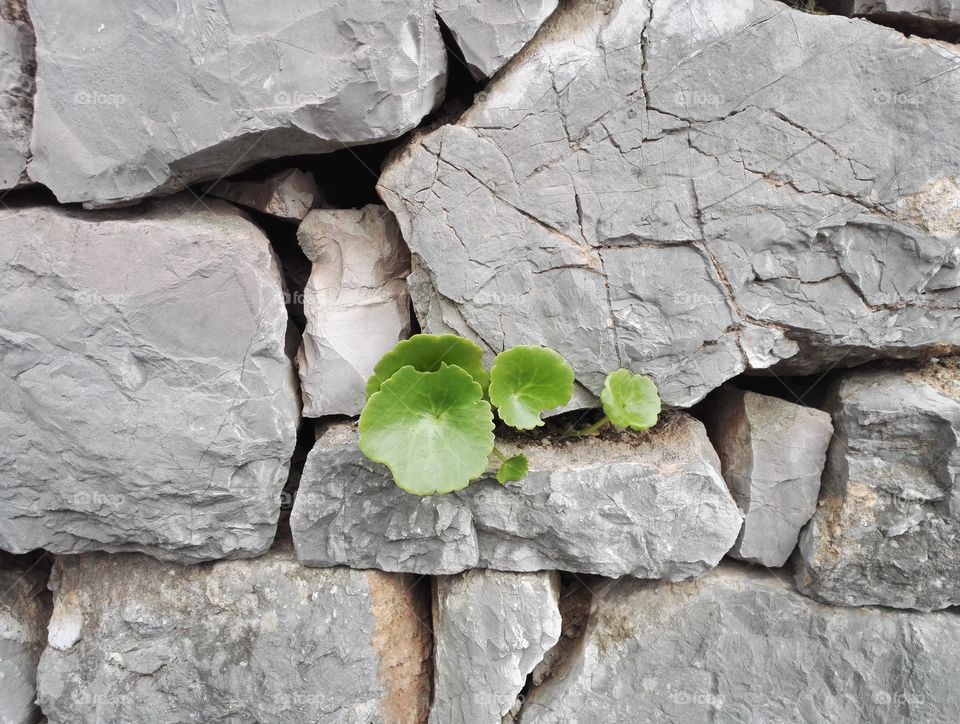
[492,446,508,462]
[558,415,610,439]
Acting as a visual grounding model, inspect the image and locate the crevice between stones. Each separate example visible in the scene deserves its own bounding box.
[781,0,960,43]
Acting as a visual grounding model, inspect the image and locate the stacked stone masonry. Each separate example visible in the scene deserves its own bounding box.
[1,0,959,722]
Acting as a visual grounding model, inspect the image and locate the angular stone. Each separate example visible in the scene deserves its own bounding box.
[0,4,34,189]
[378,0,960,408]
[37,547,432,723]
[27,0,446,207]
[796,359,960,611]
[291,414,742,579]
[435,0,558,80]
[431,570,560,724]
[519,563,960,723]
[0,198,298,563]
[199,169,319,223]
[0,565,51,724]
[704,387,833,567]
[828,0,960,34]
[296,206,411,417]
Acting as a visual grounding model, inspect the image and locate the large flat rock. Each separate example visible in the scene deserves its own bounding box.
[26,0,446,206]
[430,569,560,724]
[0,198,298,562]
[0,565,51,724]
[290,414,741,579]
[796,359,960,611]
[379,0,960,407]
[518,562,960,723]
[37,548,432,723]
[0,3,34,189]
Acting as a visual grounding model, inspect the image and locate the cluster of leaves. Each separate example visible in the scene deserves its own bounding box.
[359,334,661,496]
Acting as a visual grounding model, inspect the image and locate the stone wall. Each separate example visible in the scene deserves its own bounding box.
[1,1,959,722]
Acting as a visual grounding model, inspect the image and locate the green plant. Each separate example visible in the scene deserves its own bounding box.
[359,334,661,495]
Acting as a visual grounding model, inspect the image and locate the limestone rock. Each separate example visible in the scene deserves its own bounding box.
[37,547,432,724]
[795,359,960,611]
[704,387,833,567]
[518,563,960,723]
[27,0,446,207]
[291,414,742,579]
[199,169,319,223]
[378,0,960,408]
[0,198,298,563]
[431,570,561,724]
[435,0,558,80]
[296,206,411,417]
[0,565,51,724]
[0,4,34,189]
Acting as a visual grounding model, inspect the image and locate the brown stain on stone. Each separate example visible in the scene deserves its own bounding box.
[368,571,433,724]
[811,482,880,568]
[1,0,29,25]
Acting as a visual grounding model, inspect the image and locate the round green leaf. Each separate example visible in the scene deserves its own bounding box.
[365,334,489,399]
[359,364,495,495]
[600,370,661,431]
[488,346,575,430]
[496,454,529,485]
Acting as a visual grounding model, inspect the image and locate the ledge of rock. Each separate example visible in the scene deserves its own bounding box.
[518,562,960,723]
[796,359,960,611]
[37,547,432,723]
[296,206,411,418]
[26,0,446,207]
[0,564,52,724]
[825,0,960,36]
[704,387,833,567]
[290,413,742,579]
[378,0,960,408]
[199,169,320,224]
[431,569,561,724]
[0,197,299,563]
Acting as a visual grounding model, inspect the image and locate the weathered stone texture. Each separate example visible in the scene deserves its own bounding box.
[435,0,558,80]
[518,563,960,723]
[379,0,960,408]
[0,4,33,189]
[296,205,411,417]
[0,198,298,563]
[0,565,51,724]
[431,570,561,724]
[705,387,832,567]
[27,0,446,206]
[37,548,432,724]
[796,359,960,611]
[199,168,319,223]
[291,415,741,579]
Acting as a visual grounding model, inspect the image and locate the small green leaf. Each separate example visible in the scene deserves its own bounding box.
[365,334,489,399]
[488,346,575,430]
[600,369,661,431]
[359,364,494,495]
[496,454,529,484]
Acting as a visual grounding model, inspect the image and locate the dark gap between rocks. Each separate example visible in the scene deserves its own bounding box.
[274,419,316,547]
[781,0,960,42]
[429,15,485,126]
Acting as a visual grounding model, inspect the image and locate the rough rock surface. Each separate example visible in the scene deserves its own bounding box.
[37,547,432,724]
[0,198,298,562]
[435,0,558,80]
[379,0,960,408]
[296,206,411,417]
[0,565,51,724]
[431,570,560,724]
[518,563,960,723]
[27,0,446,207]
[291,414,741,579]
[199,169,319,223]
[705,387,832,567]
[796,359,960,611]
[0,4,34,189]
